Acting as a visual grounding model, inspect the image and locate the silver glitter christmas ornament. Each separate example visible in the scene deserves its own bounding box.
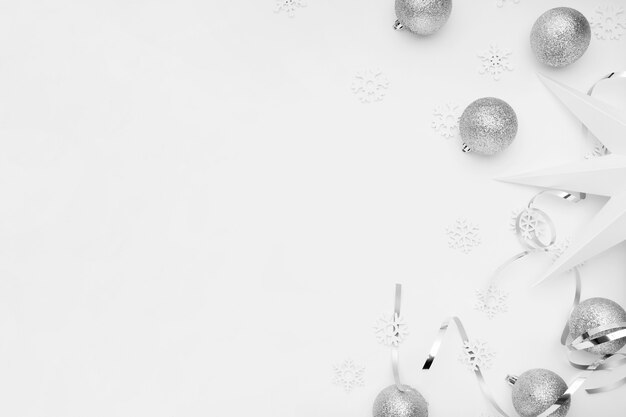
[459,97,518,156]
[530,7,591,68]
[394,0,452,36]
[569,297,626,355]
[509,369,570,417]
[373,385,428,417]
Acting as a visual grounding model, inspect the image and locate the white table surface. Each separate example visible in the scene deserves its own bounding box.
[1,0,626,416]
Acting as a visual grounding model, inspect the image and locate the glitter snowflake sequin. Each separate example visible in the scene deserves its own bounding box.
[333,360,365,392]
[478,44,514,81]
[446,218,481,254]
[475,286,509,319]
[374,313,409,346]
[591,5,626,40]
[496,0,519,7]
[431,103,460,138]
[274,0,306,17]
[458,340,495,371]
[351,70,389,103]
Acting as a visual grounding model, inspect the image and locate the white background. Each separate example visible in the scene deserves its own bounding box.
[1,0,626,416]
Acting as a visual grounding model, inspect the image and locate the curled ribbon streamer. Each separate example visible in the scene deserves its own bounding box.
[559,268,581,345]
[583,71,626,153]
[421,316,512,417]
[567,351,626,370]
[571,322,626,350]
[488,190,584,289]
[558,259,626,393]
[564,326,626,393]
[560,71,626,393]
[419,316,616,417]
[470,190,612,414]
[392,283,405,392]
[517,187,626,394]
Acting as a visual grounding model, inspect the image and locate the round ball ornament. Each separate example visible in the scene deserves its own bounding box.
[569,297,626,355]
[509,369,570,417]
[394,0,452,36]
[459,97,518,156]
[530,7,591,68]
[373,385,428,417]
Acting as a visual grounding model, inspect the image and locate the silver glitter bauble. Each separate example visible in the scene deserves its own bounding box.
[459,97,518,156]
[373,385,428,417]
[394,0,452,36]
[511,369,570,417]
[569,297,626,355]
[530,7,591,68]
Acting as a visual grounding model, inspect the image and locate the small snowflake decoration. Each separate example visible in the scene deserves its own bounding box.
[351,70,389,103]
[475,286,509,319]
[546,238,585,269]
[458,340,495,372]
[585,140,610,159]
[333,360,365,392]
[431,103,460,138]
[446,218,481,254]
[547,237,569,261]
[274,0,306,18]
[510,209,547,242]
[478,44,514,81]
[374,313,409,346]
[496,0,520,7]
[591,5,626,40]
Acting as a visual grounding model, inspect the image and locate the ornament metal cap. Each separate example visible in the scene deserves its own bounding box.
[505,374,518,387]
[393,19,404,30]
[462,143,472,153]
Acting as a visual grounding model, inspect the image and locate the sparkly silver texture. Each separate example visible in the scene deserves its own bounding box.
[373,385,428,417]
[569,297,626,355]
[530,7,591,68]
[459,97,518,156]
[511,369,570,417]
[394,0,452,36]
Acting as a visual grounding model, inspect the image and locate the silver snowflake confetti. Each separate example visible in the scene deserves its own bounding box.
[475,285,509,319]
[446,218,481,254]
[510,208,547,242]
[333,360,365,392]
[495,0,520,7]
[458,339,495,372]
[274,0,306,18]
[431,103,460,138]
[591,5,626,40]
[374,313,409,347]
[351,70,389,103]
[478,44,514,81]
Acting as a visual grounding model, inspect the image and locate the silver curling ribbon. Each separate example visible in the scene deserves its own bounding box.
[583,71,626,155]
[421,316,512,417]
[487,190,585,290]
[391,283,406,392]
